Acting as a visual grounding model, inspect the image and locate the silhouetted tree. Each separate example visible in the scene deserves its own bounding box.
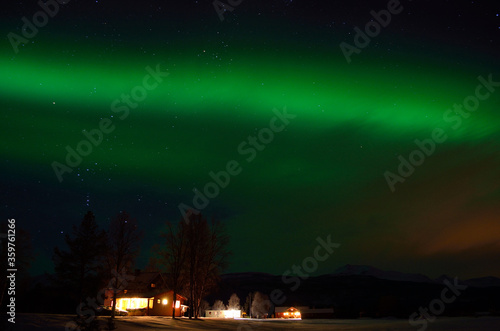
[184,213,229,319]
[157,212,229,319]
[106,211,142,324]
[157,218,187,319]
[243,292,253,316]
[199,299,210,317]
[53,211,107,306]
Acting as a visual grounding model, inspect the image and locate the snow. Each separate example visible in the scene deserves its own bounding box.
[15,314,500,330]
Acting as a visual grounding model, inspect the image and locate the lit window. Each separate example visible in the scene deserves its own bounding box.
[175,300,180,308]
[157,299,160,304]
[119,298,148,310]
[151,283,155,288]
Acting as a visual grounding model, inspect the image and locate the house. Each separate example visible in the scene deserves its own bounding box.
[116,289,188,316]
[275,306,301,319]
[205,309,241,318]
[275,306,334,319]
[104,270,188,316]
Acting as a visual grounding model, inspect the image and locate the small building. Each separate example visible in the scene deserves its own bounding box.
[104,271,188,316]
[275,306,334,319]
[275,306,301,319]
[205,310,241,318]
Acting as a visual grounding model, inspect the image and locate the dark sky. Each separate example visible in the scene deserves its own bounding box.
[1,0,499,280]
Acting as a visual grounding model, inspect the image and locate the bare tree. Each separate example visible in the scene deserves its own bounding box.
[106,211,142,322]
[184,213,230,319]
[185,213,205,319]
[228,293,240,310]
[157,212,229,319]
[199,299,210,317]
[158,218,187,319]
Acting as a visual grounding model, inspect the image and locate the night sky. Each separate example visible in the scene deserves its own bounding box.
[1,0,499,280]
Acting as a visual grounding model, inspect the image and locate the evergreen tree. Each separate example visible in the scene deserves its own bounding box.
[53,211,107,307]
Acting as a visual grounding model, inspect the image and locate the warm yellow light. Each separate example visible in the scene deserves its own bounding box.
[294,312,300,316]
[284,312,289,316]
[116,298,148,310]
[162,299,168,305]
[118,299,129,310]
[222,309,241,318]
[175,300,180,308]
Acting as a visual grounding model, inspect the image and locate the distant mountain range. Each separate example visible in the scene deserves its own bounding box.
[24,265,500,317]
[221,264,500,288]
[212,264,500,318]
[331,264,434,284]
[329,264,500,288]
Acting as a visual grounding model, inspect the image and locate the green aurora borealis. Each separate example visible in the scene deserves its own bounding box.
[1,2,500,279]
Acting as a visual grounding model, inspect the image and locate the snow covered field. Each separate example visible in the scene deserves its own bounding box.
[15,314,500,330]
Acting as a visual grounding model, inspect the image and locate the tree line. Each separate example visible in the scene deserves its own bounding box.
[207,291,271,318]
[49,210,229,327]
